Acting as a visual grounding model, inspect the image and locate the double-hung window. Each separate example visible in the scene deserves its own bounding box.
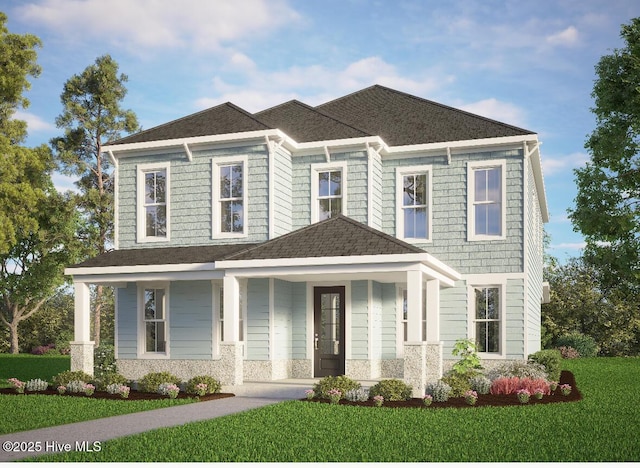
[471,286,502,354]
[396,165,432,241]
[139,285,169,356]
[212,156,247,237]
[137,162,170,243]
[311,162,347,222]
[467,160,506,240]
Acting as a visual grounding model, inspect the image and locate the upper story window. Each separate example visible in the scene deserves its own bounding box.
[212,156,248,238]
[467,160,506,241]
[137,162,170,243]
[396,165,432,241]
[311,162,348,223]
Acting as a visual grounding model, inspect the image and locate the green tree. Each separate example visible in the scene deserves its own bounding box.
[0,12,42,254]
[51,54,139,347]
[570,17,640,291]
[542,258,640,356]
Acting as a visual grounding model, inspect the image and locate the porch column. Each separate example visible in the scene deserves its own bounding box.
[425,278,443,382]
[221,275,243,385]
[404,268,427,397]
[70,282,95,375]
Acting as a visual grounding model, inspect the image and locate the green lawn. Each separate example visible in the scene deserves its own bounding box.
[34,357,640,462]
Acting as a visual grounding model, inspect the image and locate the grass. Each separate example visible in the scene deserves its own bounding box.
[0,354,195,434]
[34,357,640,462]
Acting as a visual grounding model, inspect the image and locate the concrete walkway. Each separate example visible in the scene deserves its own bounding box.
[0,392,291,462]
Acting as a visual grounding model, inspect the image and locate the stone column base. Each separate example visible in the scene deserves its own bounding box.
[219,343,244,385]
[70,341,95,376]
[425,341,444,383]
[403,343,427,398]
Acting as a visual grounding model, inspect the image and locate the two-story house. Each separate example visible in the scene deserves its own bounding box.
[65,85,549,396]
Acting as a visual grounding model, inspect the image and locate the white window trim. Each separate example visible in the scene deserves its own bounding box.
[467,159,507,241]
[137,282,170,359]
[212,155,249,238]
[310,161,348,223]
[395,164,433,242]
[136,162,171,243]
[467,280,507,359]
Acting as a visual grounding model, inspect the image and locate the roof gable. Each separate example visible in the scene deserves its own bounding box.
[223,215,426,261]
[316,85,533,146]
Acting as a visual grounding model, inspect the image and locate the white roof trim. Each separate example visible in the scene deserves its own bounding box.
[65,262,216,276]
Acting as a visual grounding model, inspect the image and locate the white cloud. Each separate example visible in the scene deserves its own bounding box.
[549,242,586,251]
[546,26,579,47]
[52,172,79,194]
[15,110,54,132]
[17,0,300,52]
[459,99,528,128]
[542,152,589,176]
[197,56,454,113]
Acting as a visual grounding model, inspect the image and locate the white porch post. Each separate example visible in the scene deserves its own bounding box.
[425,278,443,382]
[404,268,427,397]
[70,282,95,375]
[221,275,243,385]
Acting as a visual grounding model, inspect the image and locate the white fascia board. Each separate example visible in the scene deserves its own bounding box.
[223,262,423,278]
[382,134,539,156]
[293,136,386,153]
[103,129,288,156]
[216,253,430,270]
[64,262,216,276]
[71,270,224,284]
[529,144,550,223]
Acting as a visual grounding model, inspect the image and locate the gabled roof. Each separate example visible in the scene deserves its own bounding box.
[69,244,258,268]
[255,100,370,143]
[316,85,533,146]
[112,102,271,145]
[223,215,425,261]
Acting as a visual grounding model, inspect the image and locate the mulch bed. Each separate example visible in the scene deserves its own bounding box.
[303,370,582,409]
[0,387,235,402]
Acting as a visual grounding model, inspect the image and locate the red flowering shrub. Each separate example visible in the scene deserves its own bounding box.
[490,376,551,395]
[557,346,580,359]
[31,344,56,355]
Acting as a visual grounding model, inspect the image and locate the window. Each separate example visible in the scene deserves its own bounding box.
[140,287,168,355]
[396,166,432,241]
[472,286,501,353]
[137,162,170,242]
[212,157,247,237]
[401,288,427,342]
[311,162,347,222]
[467,160,506,240]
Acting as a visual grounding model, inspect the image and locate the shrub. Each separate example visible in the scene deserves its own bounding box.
[368,379,412,401]
[344,388,369,402]
[31,344,56,355]
[528,349,562,382]
[158,382,180,398]
[469,375,492,395]
[441,372,473,397]
[557,346,580,359]
[485,361,548,382]
[451,338,483,375]
[25,378,49,391]
[555,332,599,357]
[185,375,222,395]
[52,370,94,388]
[66,380,88,393]
[94,372,129,392]
[312,375,361,399]
[490,376,551,395]
[138,372,181,393]
[94,345,116,376]
[425,380,451,402]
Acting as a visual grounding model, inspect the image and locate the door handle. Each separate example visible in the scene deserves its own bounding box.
[314,334,319,351]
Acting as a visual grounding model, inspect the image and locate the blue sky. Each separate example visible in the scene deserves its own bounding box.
[4,0,639,264]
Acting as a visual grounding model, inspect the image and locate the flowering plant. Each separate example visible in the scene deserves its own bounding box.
[119,385,130,399]
[422,395,433,407]
[533,388,544,399]
[83,383,95,396]
[373,395,384,407]
[195,383,208,397]
[560,384,572,396]
[7,378,25,393]
[305,389,315,400]
[327,388,342,404]
[464,390,478,406]
[57,385,66,395]
[517,389,530,404]
[549,381,558,392]
[158,383,180,399]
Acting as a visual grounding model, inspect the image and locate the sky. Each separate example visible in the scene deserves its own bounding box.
[3,0,639,264]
